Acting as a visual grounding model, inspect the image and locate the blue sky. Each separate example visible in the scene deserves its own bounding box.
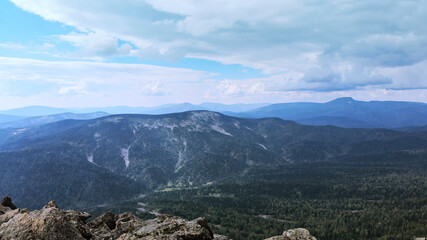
[0,0,426,108]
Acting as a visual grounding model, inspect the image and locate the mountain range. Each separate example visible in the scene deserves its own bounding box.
[0,112,109,129]
[230,97,427,128]
[0,103,267,129]
[1,111,426,209]
[1,98,427,129]
[0,114,26,124]
[0,103,269,116]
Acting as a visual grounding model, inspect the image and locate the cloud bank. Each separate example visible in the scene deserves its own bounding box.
[2,0,426,106]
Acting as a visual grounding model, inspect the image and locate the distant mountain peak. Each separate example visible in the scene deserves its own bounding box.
[328,97,356,103]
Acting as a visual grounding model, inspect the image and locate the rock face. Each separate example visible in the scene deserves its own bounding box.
[0,196,317,240]
[0,197,229,240]
[264,228,317,240]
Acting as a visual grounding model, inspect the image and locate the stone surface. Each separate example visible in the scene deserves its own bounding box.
[0,197,231,240]
[88,211,117,230]
[214,234,232,240]
[264,228,317,240]
[0,196,318,240]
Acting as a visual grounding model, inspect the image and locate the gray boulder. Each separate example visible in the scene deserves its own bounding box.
[265,228,317,240]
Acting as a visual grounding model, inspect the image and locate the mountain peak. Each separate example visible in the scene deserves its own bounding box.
[328,97,356,104]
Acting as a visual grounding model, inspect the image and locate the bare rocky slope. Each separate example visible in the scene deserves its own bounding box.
[0,196,316,240]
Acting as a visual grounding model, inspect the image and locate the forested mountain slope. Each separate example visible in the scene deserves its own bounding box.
[1,111,426,210]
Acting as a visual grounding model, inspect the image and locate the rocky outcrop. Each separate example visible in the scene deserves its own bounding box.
[264,228,317,240]
[0,196,229,240]
[0,196,317,240]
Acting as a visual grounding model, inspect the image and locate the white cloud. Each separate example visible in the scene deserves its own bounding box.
[2,56,423,107]
[145,0,302,35]
[58,81,88,94]
[140,81,167,96]
[0,43,26,50]
[0,56,426,108]
[377,61,427,90]
[0,57,208,84]
[56,31,132,59]
[10,0,427,69]
[214,60,427,95]
[217,81,243,96]
[0,57,210,99]
[7,0,427,95]
[0,57,221,108]
[340,33,427,67]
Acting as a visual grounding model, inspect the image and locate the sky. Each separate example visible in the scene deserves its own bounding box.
[0,0,426,109]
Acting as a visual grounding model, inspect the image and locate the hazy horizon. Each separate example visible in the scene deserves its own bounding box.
[2,96,427,112]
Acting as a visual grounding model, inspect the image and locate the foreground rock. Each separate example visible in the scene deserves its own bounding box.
[0,196,228,240]
[265,228,317,240]
[0,196,316,240]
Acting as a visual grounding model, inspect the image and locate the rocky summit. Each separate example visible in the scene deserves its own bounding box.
[0,196,317,240]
